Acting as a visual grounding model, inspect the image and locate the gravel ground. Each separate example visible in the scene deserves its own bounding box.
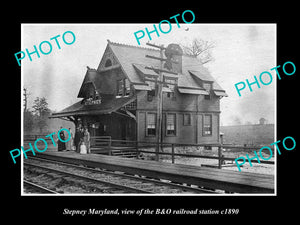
[161,157,275,175]
[141,146,275,175]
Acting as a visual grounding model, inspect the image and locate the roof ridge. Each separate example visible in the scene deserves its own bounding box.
[107,40,200,59]
[107,39,160,52]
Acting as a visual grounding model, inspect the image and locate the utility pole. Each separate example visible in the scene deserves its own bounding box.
[145,42,179,161]
[146,43,164,161]
[157,46,164,160]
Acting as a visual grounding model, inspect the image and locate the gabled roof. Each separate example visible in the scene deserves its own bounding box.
[77,69,99,98]
[107,41,160,84]
[78,67,118,98]
[105,40,227,93]
[188,70,214,82]
[50,95,136,118]
[52,41,228,119]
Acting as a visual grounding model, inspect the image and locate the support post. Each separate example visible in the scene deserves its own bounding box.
[218,133,224,169]
[136,141,139,159]
[218,145,223,169]
[171,144,175,164]
[108,137,112,156]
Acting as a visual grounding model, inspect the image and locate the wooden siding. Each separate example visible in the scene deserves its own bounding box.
[137,90,198,111]
[136,89,220,112]
[137,111,220,144]
[136,87,220,144]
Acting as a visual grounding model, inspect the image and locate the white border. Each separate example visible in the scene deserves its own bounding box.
[21,23,277,197]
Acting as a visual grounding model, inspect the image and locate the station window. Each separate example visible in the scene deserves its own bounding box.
[166,91,176,101]
[147,89,155,101]
[117,79,124,97]
[146,113,156,136]
[105,59,112,67]
[203,114,212,136]
[145,79,156,101]
[203,83,212,100]
[204,93,211,100]
[117,78,130,97]
[166,113,176,136]
[124,79,130,96]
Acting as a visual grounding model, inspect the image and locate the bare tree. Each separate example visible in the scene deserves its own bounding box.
[181,38,216,64]
[23,87,30,112]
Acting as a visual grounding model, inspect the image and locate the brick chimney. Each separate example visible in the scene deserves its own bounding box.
[164,43,183,73]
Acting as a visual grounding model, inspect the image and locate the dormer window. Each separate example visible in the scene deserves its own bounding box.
[164,77,177,91]
[145,76,157,101]
[203,82,212,100]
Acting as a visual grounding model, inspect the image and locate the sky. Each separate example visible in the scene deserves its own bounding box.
[22,23,276,126]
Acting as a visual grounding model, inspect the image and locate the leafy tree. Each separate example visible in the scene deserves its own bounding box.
[32,97,50,116]
[32,97,50,132]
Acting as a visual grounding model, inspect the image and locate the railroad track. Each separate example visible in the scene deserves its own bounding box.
[24,180,59,194]
[24,157,217,194]
[24,162,149,194]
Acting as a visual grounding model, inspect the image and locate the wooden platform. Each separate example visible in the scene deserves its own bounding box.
[34,151,274,194]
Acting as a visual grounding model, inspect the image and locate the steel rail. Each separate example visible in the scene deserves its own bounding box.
[24,162,152,194]
[23,180,59,194]
[27,156,217,194]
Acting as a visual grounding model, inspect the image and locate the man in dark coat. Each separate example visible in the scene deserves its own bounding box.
[57,127,66,151]
[74,127,80,153]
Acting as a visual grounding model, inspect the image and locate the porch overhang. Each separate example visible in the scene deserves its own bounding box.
[49,95,136,119]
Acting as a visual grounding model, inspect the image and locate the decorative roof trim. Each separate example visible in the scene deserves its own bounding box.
[107,40,199,58]
[108,40,159,52]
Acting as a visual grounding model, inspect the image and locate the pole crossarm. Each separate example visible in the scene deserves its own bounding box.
[146,42,166,50]
[144,78,178,85]
[145,66,178,75]
[145,54,179,64]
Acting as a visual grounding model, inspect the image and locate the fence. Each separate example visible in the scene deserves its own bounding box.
[23,135,275,169]
[88,136,275,169]
[24,134,53,141]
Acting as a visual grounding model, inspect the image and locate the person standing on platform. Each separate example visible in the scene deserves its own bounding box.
[74,126,81,153]
[66,128,74,151]
[57,126,66,151]
[79,127,85,143]
[78,127,85,152]
[84,127,91,154]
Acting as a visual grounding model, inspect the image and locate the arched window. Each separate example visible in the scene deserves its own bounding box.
[104,59,112,67]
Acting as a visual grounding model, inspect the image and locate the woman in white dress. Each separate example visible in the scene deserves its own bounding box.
[83,128,90,154]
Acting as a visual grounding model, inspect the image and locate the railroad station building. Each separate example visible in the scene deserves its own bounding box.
[50,40,227,145]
